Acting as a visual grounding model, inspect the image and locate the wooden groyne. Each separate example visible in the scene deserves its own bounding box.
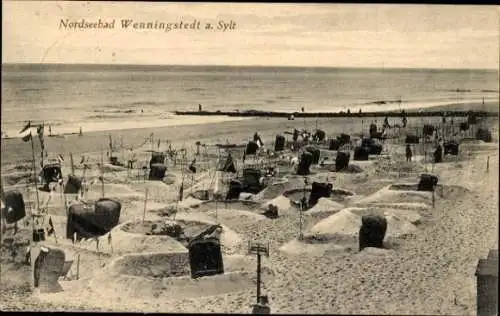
[174,110,498,118]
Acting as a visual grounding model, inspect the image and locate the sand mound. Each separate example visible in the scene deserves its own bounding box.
[124,201,173,220]
[77,225,187,255]
[282,188,311,201]
[262,195,295,215]
[191,200,261,213]
[351,202,429,211]
[384,215,418,238]
[252,178,291,201]
[439,185,471,199]
[172,212,243,254]
[306,209,361,244]
[85,183,143,200]
[107,251,190,278]
[89,254,274,300]
[2,171,32,186]
[205,208,267,223]
[279,238,345,257]
[306,198,344,216]
[304,208,417,245]
[347,207,422,225]
[101,164,128,173]
[329,164,363,173]
[89,270,265,301]
[355,246,395,258]
[353,185,431,206]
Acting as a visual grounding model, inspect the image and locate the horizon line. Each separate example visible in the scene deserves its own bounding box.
[2,62,498,72]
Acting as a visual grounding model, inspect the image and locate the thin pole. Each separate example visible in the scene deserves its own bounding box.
[70,153,75,176]
[256,253,261,303]
[143,188,148,224]
[59,160,68,215]
[40,122,44,171]
[487,156,490,173]
[52,220,58,244]
[299,201,303,240]
[432,187,435,208]
[30,131,41,212]
[76,254,80,280]
[100,147,105,198]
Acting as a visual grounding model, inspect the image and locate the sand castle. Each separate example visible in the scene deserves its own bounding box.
[1,114,498,314]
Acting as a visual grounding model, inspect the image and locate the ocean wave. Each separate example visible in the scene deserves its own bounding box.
[365,99,402,105]
[184,87,205,92]
[18,87,49,93]
[129,101,160,107]
[438,89,499,93]
[93,109,137,114]
[87,114,128,120]
[276,96,292,100]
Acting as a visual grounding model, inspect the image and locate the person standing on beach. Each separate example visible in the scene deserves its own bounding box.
[406,144,412,162]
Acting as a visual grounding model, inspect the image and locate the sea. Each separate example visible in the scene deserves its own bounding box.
[1,64,498,138]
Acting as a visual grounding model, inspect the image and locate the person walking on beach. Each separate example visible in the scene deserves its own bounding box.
[405,144,412,162]
[383,116,391,129]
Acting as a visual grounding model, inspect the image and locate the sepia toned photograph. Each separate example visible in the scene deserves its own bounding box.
[1,1,499,314]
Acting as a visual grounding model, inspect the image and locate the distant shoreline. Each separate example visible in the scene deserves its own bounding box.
[175,102,499,119]
[2,63,498,73]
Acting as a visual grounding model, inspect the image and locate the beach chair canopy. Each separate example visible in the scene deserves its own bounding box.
[219,154,237,173]
[66,198,121,240]
[338,133,351,145]
[64,175,83,194]
[353,146,370,161]
[246,141,259,155]
[444,141,459,156]
[423,124,436,136]
[405,135,419,144]
[359,215,387,251]
[274,135,286,152]
[42,164,62,184]
[297,151,313,176]
[335,151,350,171]
[1,190,26,224]
[33,246,66,293]
[188,237,224,279]
[476,128,492,142]
[226,180,242,200]
[313,129,326,142]
[242,168,263,193]
[305,146,321,165]
[308,182,332,208]
[149,163,167,181]
[418,174,438,192]
[150,152,166,167]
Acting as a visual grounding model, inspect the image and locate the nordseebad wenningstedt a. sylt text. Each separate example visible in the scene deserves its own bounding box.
[59,18,237,32]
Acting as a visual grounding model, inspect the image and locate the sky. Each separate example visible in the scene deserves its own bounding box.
[2,1,499,69]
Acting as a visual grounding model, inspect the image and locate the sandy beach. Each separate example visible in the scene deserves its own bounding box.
[1,103,498,314]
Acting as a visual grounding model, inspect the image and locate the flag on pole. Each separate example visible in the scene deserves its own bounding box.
[38,124,45,149]
[19,121,31,134]
[37,124,44,137]
[109,134,113,151]
[47,216,55,236]
[22,132,32,142]
[189,159,197,173]
[179,182,184,201]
